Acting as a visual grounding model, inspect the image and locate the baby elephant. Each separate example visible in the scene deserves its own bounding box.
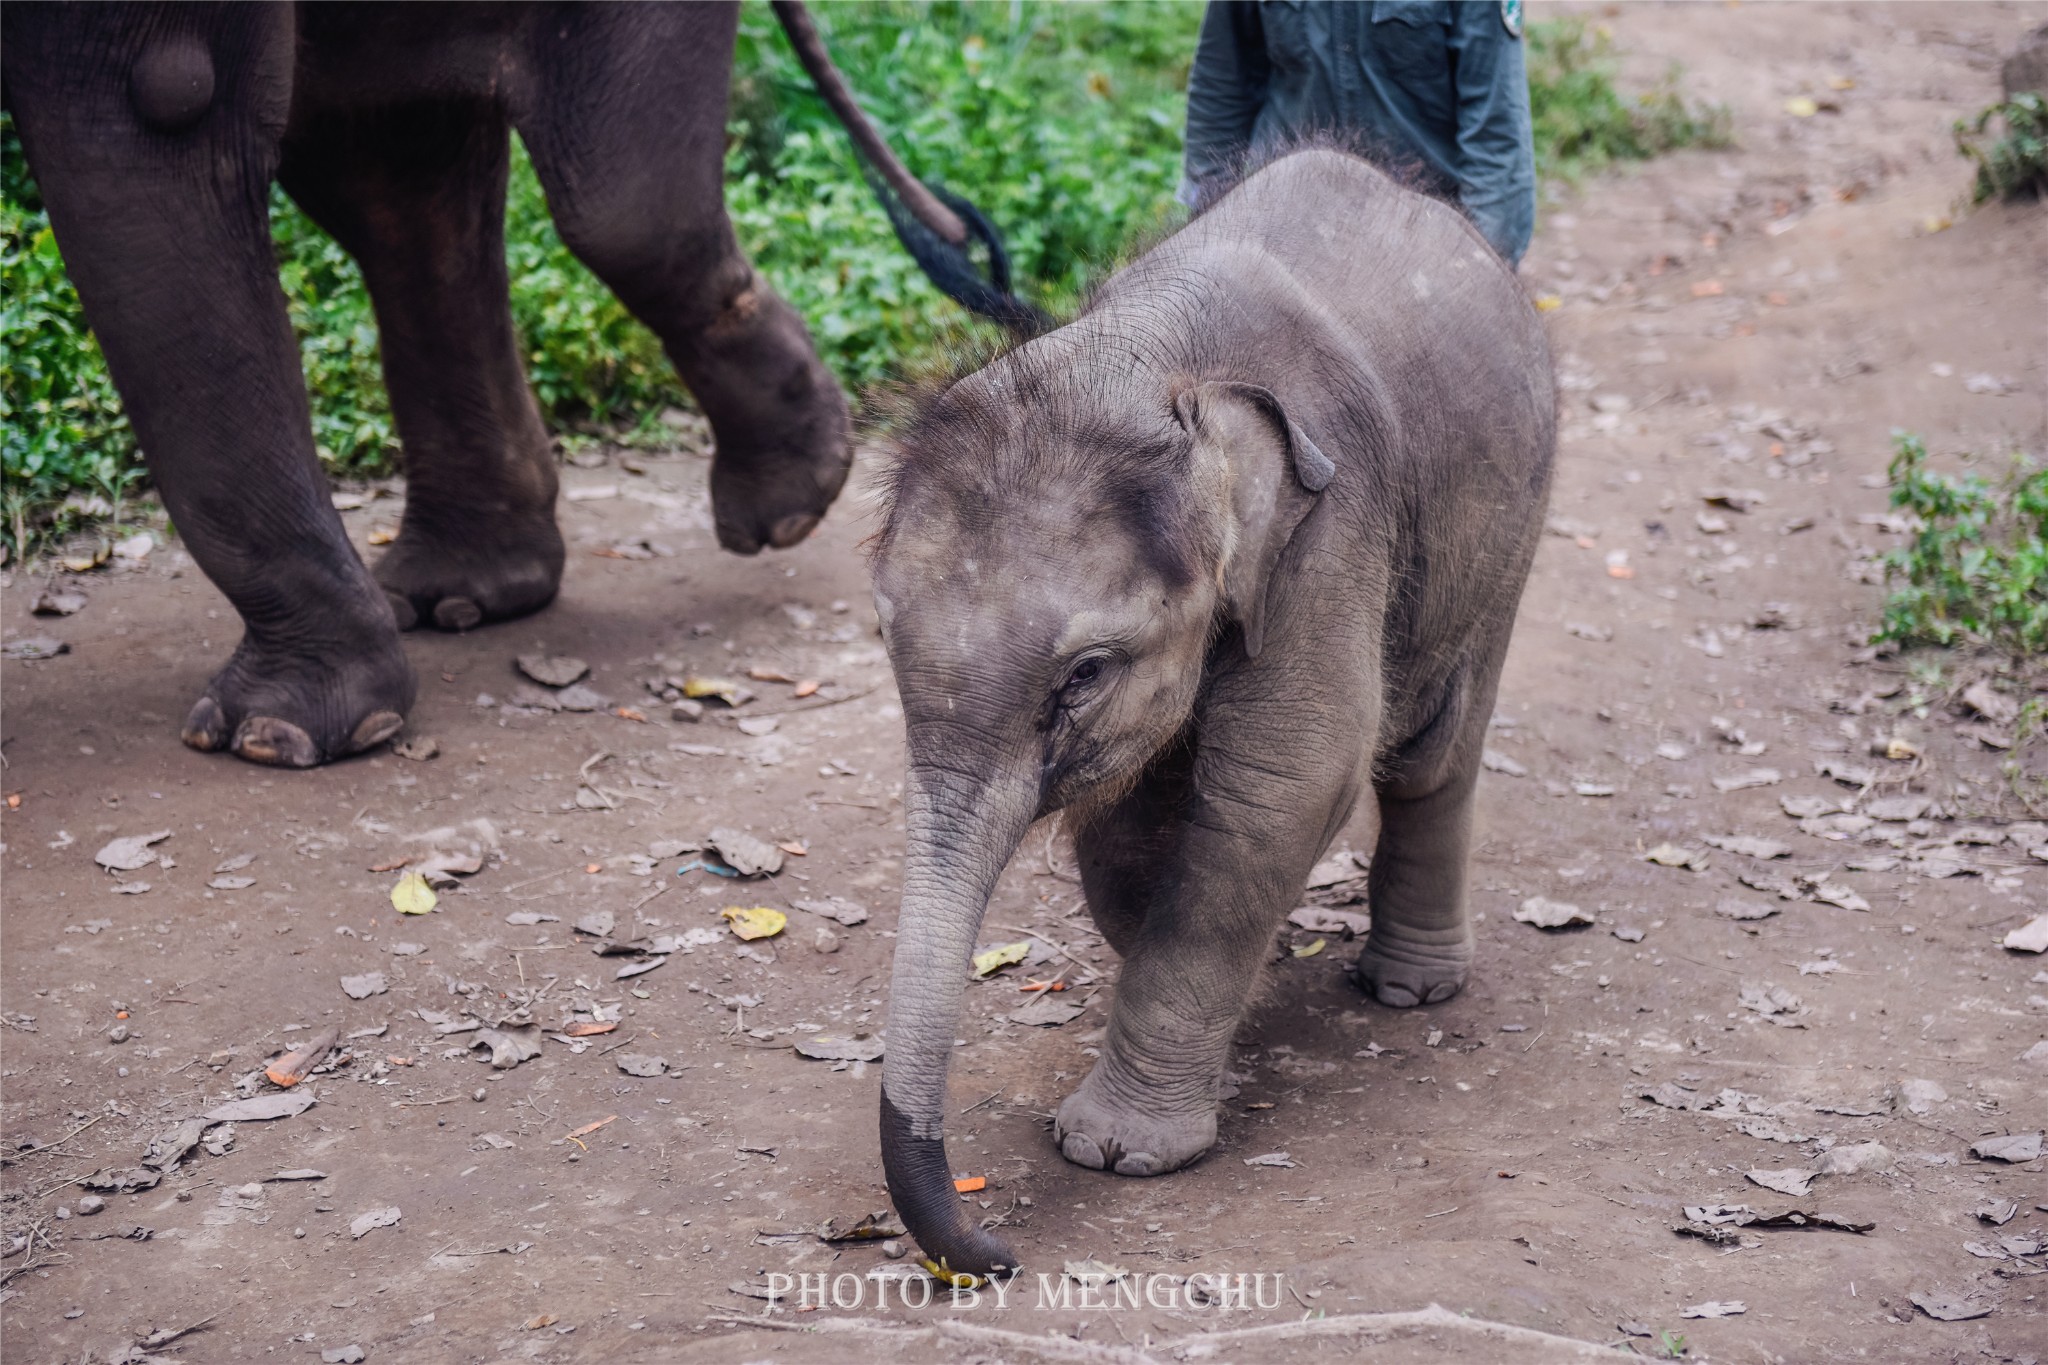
[869,148,1555,1276]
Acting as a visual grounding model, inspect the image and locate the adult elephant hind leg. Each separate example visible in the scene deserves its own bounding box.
[279,101,563,634]
[2,7,413,767]
[515,4,852,556]
[1355,664,1497,1009]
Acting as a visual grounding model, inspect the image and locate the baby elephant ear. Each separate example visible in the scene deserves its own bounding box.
[1174,381,1333,658]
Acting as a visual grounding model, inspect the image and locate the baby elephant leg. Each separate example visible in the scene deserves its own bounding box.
[1057,732,1359,1177]
[1355,770,1479,1007]
[1355,663,1501,1008]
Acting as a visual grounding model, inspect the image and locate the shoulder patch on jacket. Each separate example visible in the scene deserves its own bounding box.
[1501,0,1524,38]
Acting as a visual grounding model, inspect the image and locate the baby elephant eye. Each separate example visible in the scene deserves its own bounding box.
[1065,657,1104,688]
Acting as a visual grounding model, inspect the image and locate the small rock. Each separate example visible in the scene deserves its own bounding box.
[107,1023,130,1043]
[516,654,589,688]
[75,1195,105,1216]
[1816,1142,1893,1175]
[2003,914,2048,954]
[671,698,706,723]
[31,588,88,617]
[1514,897,1592,930]
[1899,1078,1946,1114]
[321,1345,367,1364]
[555,683,611,713]
[617,1055,668,1078]
[881,1238,906,1259]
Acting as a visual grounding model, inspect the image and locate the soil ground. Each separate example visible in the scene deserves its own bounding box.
[4,4,2046,1362]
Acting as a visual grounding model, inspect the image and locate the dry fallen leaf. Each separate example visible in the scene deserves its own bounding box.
[721,906,787,941]
[952,1176,986,1193]
[390,871,437,916]
[971,941,1031,978]
[265,1026,342,1088]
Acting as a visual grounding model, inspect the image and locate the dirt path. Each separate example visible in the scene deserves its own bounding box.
[4,4,2045,1362]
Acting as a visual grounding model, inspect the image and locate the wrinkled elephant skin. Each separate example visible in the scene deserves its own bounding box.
[2,3,852,766]
[868,150,1555,1275]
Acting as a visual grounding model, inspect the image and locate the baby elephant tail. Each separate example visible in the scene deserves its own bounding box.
[769,0,1051,334]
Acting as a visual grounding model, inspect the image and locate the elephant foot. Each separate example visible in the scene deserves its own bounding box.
[1054,1069,1216,1177]
[709,442,850,556]
[374,513,565,632]
[182,628,417,769]
[1353,931,1471,1008]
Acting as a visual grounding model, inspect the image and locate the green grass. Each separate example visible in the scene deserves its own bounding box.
[3,3,1725,558]
[1877,432,2048,659]
[1528,16,1729,180]
[1955,91,2048,203]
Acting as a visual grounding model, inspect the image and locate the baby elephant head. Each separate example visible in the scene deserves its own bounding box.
[865,356,1333,1277]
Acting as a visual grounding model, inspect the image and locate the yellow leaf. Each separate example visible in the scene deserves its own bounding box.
[367,525,398,546]
[390,870,437,915]
[1532,294,1562,313]
[920,1257,983,1289]
[1292,938,1327,959]
[684,675,735,700]
[971,941,1030,979]
[1828,76,1855,91]
[1784,96,1818,118]
[721,906,786,940]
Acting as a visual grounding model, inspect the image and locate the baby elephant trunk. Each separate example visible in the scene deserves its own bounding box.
[878,764,1037,1278]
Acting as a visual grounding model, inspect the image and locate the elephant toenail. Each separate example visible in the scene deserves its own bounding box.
[349,710,405,752]
[769,513,822,548]
[1061,1133,1106,1170]
[232,717,320,769]
[1424,981,1461,1004]
[384,589,420,631]
[1114,1152,1164,1177]
[433,596,482,631]
[1374,981,1422,1008]
[715,521,764,556]
[180,696,229,752]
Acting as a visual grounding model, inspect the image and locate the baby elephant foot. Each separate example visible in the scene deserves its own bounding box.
[375,514,564,632]
[1054,1070,1216,1177]
[181,630,417,769]
[1354,932,1471,1008]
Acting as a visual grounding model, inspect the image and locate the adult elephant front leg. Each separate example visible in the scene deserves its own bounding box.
[2,6,414,767]
[278,97,563,633]
[516,3,852,556]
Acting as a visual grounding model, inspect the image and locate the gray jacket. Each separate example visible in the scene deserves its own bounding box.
[1182,0,1535,264]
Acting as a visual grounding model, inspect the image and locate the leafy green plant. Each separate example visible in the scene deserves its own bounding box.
[1955,91,2047,203]
[1877,432,2048,659]
[1527,17,1729,180]
[4,3,1728,559]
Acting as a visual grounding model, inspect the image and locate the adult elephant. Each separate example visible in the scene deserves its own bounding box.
[2,1,1021,767]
